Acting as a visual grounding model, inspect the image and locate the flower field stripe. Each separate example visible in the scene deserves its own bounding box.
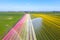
[27,14,37,40]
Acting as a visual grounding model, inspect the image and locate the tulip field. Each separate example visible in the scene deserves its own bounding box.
[0,12,60,40]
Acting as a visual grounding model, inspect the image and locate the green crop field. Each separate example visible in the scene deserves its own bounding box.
[0,12,24,40]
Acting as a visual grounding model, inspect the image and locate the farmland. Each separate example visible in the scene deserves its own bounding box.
[0,12,60,40]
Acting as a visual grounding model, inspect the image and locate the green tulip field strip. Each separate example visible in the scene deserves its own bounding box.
[0,12,24,40]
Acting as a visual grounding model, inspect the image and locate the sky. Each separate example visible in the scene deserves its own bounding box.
[0,0,60,11]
